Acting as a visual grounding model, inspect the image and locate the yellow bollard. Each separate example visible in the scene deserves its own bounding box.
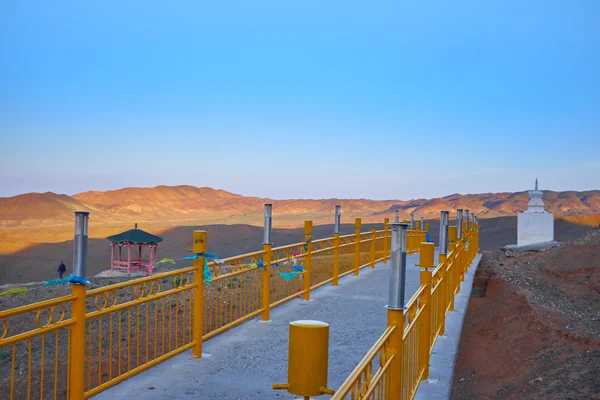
[417,242,435,270]
[273,320,335,397]
[425,223,429,232]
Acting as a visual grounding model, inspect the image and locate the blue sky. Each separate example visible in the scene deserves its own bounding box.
[1,1,599,200]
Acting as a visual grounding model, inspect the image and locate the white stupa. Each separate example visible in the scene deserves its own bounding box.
[517,179,554,246]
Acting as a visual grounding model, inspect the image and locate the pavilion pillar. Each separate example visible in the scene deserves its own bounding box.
[118,245,122,270]
[139,245,142,264]
[149,244,154,272]
[127,243,131,274]
[153,245,157,269]
[110,243,114,272]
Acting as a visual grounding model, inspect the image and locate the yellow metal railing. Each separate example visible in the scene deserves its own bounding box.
[333,325,397,399]
[332,225,479,400]
[0,217,417,399]
[83,266,199,397]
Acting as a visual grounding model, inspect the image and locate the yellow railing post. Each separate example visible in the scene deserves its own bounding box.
[263,242,272,319]
[353,218,361,276]
[457,241,463,288]
[192,230,206,356]
[262,204,273,321]
[387,222,408,400]
[415,221,421,254]
[69,283,86,400]
[383,218,389,263]
[303,220,312,300]
[370,228,376,268]
[333,232,340,286]
[388,308,404,399]
[438,253,447,335]
[333,205,341,286]
[420,268,432,379]
[69,210,88,400]
[448,224,457,312]
[461,239,466,281]
[418,242,434,380]
[447,254,455,312]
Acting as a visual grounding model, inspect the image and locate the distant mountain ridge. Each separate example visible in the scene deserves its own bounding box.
[1,185,599,227]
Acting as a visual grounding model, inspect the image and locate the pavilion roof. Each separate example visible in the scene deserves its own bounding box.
[107,228,163,244]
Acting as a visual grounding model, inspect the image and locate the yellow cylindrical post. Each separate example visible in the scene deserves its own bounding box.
[415,221,420,231]
[273,320,334,397]
[353,218,361,276]
[388,308,404,399]
[448,226,457,244]
[417,242,435,270]
[383,218,389,263]
[420,270,432,379]
[425,223,429,232]
[303,221,312,301]
[192,231,206,356]
[69,283,86,400]
[370,228,376,268]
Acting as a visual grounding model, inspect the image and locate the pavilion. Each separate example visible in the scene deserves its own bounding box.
[107,224,163,275]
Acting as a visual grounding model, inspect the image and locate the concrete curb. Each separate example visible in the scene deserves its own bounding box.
[414,253,483,400]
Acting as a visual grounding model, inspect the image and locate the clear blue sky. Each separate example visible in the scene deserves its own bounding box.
[1,1,599,200]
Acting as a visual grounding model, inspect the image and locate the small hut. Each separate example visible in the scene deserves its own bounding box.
[107,224,163,275]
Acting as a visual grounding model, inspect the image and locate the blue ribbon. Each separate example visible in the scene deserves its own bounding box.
[44,274,89,286]
[182,252,217,260]
[203,259,212,284]
[279,271,302,280]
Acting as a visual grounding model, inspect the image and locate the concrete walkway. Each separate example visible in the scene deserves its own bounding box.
[93,253,426,400]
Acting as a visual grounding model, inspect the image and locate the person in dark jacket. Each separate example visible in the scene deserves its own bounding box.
[57,261,66,279]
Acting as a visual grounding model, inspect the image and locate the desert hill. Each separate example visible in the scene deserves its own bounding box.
[2,186,599,228]
[0,185,598,256]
